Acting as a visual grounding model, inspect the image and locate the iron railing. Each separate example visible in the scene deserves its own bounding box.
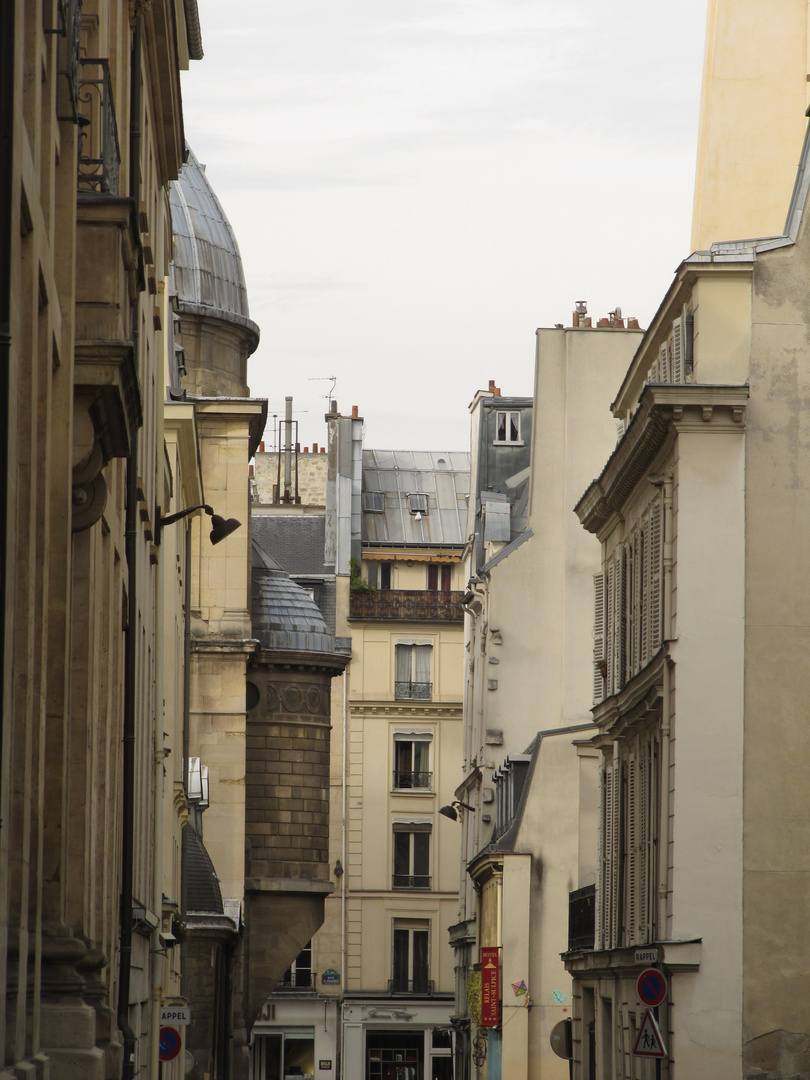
[393,770,432,789]
[276,970,316,990]
[349,589,463,623]
[392,874,431,890]
[395,681,432,702]
[388,977,434,995]
[77,58,120,194]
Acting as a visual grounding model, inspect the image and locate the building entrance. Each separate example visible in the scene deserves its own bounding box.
[366,1031,423,1080]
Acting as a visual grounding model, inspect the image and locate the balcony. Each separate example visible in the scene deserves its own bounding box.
[349,589,463,623]
[275,971,316,991]
[392,874,431,890]
[395,681,432,702]
[393,771,432,790]
[388,978,434,995]
[77,59,121,194]
[568,884,596,952]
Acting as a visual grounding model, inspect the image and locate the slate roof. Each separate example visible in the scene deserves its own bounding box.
[251,515,328,576]
[361,449,470,547]
[182,825,224,914]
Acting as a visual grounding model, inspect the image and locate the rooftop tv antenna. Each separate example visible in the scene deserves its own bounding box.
[309,376,337,410]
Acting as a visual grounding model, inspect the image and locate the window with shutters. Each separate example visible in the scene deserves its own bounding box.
[598,734,659,950]
[593,493,664,703]
[645,311,691,385]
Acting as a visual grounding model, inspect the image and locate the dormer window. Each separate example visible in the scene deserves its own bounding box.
[363,491,385,512]
[495,410,522,445]
[408,493,428,515]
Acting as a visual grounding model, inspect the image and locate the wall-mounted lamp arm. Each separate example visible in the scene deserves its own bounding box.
[155,503,241,546]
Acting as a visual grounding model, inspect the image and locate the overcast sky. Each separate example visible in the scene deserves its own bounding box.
[181,0,709,452]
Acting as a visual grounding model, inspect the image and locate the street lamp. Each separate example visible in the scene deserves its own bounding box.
[155,502,241,546]
[439,800,475,822]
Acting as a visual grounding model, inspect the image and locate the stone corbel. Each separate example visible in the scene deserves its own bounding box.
[72,399,107,532]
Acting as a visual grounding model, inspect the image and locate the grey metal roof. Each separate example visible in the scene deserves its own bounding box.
[361,450,470,547]
[182,825,224,914]
[251,515,328,576]
[251,540,337,655]
[169,146,258,334]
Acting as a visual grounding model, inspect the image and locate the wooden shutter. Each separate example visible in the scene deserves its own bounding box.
[671,316,684,384]
[604,764,613,950]
[648,497,663,652]
[614,551,626,694]
[605,559,615,696]
[659,342,670,383]
[593,572,606,704]
[626,754,637,945]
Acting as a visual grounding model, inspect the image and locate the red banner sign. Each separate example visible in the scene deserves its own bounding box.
[480,947,500,1027]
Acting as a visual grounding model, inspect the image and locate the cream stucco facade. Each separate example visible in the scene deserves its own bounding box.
[453,323,640,1080]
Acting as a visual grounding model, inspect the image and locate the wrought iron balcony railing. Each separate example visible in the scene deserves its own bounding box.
[388,977,434,995]
[349,589,464,623]
[393,770,432,790]
[395,681,432,702]
[392,874,431,890]
[78,58,120,194]
[568,884,596,952]
[275,970,316,990]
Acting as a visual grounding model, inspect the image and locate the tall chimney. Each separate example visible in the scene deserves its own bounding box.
[284,396,293,502]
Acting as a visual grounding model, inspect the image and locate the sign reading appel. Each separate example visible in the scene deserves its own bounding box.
[480,947,500,1027]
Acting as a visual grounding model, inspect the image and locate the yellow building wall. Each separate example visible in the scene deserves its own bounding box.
[691,0,809,250]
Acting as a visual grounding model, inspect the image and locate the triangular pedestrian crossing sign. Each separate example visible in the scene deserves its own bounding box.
[632,1009,667,1059]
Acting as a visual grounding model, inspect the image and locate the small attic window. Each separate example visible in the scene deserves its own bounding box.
[408,493,428,515]
[494,410,522,445]
[363,491,385,512]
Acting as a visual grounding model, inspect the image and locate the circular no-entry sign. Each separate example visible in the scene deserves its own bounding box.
[636,968,667,1008]
[159,1026,182,1062]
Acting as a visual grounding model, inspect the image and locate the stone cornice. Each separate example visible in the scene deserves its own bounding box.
[576,384,748,537]
[590,652,666,744]
[350,701,462,719]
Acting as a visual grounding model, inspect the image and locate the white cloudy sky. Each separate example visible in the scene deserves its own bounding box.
[181,0,708,452]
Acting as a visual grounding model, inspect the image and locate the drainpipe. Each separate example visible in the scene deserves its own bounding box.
[655,472,675,941]
[118,16,142,1080]
[339,668,348,1077]
[0,0,14,812]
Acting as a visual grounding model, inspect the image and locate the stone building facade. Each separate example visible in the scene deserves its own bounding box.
[1,1,204,1078]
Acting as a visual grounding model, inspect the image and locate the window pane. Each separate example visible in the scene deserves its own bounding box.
[396,645,411,684]
[427,564,438,590]
[393,929,409,988]
[396,741,413,774]
[496,412,506,441]
[413,645,431,684]
[412,931,429,990]
[413,832,430,877]
[412,741,429,776]
[380,562,391,589]
[441,565,451,591]
[509,412,520,441]
[394,833,410,877]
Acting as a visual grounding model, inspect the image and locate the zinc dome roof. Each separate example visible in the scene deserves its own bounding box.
[170,145,259,337]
